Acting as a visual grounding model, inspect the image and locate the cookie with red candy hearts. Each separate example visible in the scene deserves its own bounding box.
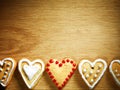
[46,58,77,90]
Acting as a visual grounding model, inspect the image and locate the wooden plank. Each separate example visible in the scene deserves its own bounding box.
[0,0,120,90]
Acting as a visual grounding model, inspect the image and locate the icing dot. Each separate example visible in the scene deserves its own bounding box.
[90,70,93,75]
[0,68,3,72]
[55,61,59,64]
[59,63,62,67]
[2,75,7,79]
[94,74,98,78]
[90,79,94,83]
[6,68,10,71]
[86,74,89,79]
[96,70,100,74]
[98,64,102,69]
[4,72,8,75]
[116,74,120,77]
[114,69,118,73]
[83,69,87,73]
[49,59,54,63]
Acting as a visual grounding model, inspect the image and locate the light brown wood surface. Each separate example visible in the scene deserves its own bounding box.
[0,0,120,90]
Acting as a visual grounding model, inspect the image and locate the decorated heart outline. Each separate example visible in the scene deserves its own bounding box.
[109,60,120,87]
[46,58,77,89]
[78,59,107,89]
[18,58,45,89]
[0,58,16,87]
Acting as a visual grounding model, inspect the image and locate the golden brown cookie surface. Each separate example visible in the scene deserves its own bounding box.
[78,59,107,89]
[109,60,120,87]
[46,58,77,90]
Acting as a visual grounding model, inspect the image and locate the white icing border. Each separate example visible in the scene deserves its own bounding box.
[0,58,16,87]
[18,58,45,89]
[109,60,120,87]
[78,59,107,89]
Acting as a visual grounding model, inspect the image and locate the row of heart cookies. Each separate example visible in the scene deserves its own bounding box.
[0,58,119,90]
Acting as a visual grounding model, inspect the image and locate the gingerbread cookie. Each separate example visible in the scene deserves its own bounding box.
[46,58,77,90]
[0,58,16,87]
[109,60,120,87]
[18,58,45,89]
[78,59,107,89]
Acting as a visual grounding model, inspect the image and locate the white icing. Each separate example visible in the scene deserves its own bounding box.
[94,74,97,78]
[18,58,45,89]
[1,80,4,82]
[6,68,10,71]
[83,69,87,73]
[96,70,100,74]
[114,69,118,73]
[78,59,107,89]
[2,75,7,79]
[86,74,89,79]
[90,79,94,83]
[98,64,102,68]
[116,74,120,77]
[23,64,40,80]
[0,68,3,72]
[0,58,16,87]
[90,70,93,75]
[4,72,8,75]
[109,60,120,87]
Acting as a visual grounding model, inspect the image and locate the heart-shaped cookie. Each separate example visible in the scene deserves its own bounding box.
[0,58,16,87]
[46,58,77,90]
[109,60,120,87]
[78,59,107,89]
[18,58,45,89]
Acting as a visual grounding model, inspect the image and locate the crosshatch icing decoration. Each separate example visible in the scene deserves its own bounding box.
[109,60,120,87]
[0,58,17,87]
[18,58,45,89]
[46,58,77,90]
[78,59,107,89]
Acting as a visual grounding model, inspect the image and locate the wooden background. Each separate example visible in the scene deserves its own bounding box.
[0,0,120,90]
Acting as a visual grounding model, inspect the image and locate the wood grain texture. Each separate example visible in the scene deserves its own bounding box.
[0,0,120,90]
